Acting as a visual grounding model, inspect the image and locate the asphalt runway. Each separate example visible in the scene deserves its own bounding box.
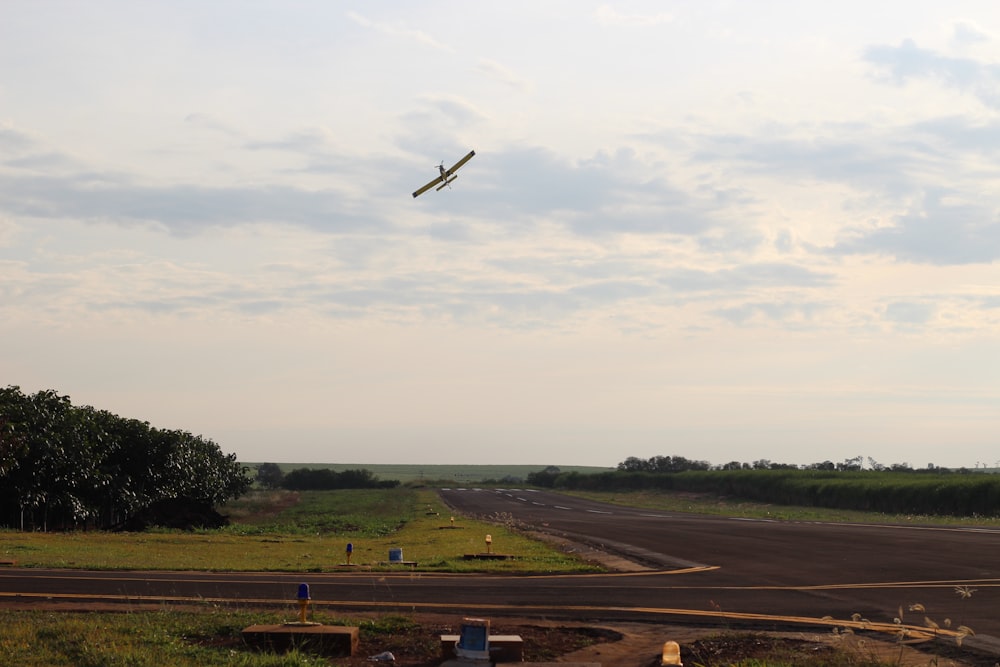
[437,488,1000,644]
[1,488,999,656]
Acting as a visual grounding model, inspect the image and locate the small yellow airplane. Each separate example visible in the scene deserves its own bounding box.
[412,150,475,198]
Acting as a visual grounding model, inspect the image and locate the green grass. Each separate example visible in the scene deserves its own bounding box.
[0,609,410,666]
[0,488,598,574]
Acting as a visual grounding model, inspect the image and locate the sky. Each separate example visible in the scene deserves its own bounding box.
[2,2,999,469]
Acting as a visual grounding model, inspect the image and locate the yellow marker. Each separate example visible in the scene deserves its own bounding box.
[485,534,492,554]
[661,640,682,665]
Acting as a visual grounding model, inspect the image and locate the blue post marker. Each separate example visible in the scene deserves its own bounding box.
[345,542,353,565]
[296,583,310,624]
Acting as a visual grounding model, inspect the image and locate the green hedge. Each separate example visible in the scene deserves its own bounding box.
[548,469,1000,517]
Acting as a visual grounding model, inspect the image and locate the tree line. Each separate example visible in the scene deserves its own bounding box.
[254,463,399,490]
[526,454,1000,517]
[614,454,945,474]
[0,386,250,531]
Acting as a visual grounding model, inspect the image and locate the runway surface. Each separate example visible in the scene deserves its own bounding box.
[2,488,999,653]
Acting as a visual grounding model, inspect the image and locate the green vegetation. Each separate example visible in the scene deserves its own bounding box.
[0,609,419,666]
[0,488,598,574]
[537,468,1000,518]
[564,488,1000,526]
[0,386,250,531]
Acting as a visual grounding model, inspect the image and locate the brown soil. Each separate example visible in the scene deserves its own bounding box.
[341,616,989,666]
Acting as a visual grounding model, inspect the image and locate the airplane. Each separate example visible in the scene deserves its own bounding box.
[412,150,475,198]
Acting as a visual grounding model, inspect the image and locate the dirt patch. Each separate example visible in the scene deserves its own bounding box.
[259,616,989,666]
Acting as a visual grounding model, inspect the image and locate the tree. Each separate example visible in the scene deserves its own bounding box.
[256,463,285,489]
[527,466,562,488]
[0,385,251,531]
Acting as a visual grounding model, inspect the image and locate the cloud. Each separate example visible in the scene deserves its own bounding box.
[0,124,37,155]
[0,171,384,236]
[884,300,935,325]
[476,59,531,92]
[950,21,991,49]
[245,127,339,155]
[659,263,834,293]
[183,113,244,139]
[832,189,1000,264]
[864,38,1000,109]
[594,5,673,27]
[711,300,828,326]
[346,11,453,53]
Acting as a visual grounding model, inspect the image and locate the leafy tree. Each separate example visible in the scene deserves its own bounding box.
[527,466,562,488]
[0,385,251,531]
[280,467,398,490]
[256,463,285,489]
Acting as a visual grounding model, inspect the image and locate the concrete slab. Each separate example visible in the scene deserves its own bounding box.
[440,634,523,662]
[242,624,358,657]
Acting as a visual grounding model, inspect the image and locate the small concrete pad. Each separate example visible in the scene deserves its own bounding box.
[242,624,358,657]
[441,634,523,662]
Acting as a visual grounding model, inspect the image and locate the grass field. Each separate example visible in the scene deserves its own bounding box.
[0,488,598,574]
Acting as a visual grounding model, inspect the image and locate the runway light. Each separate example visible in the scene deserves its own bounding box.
[296,583,311,624]
[661,640,682,665]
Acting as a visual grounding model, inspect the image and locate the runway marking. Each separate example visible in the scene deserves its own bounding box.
[554,505,573,510]
[586,509,613,515]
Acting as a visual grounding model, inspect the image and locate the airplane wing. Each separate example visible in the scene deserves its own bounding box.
[447,150,475,174]
[412,175,444,198]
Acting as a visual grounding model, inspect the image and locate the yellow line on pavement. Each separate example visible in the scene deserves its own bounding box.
[0,591,961,642]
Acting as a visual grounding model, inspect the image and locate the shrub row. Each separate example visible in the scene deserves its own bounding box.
[537,469,1000,517]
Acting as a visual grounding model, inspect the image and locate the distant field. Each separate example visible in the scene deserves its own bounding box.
[240,462,613,483]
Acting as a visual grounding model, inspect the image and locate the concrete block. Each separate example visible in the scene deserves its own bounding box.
[441,634,523,662]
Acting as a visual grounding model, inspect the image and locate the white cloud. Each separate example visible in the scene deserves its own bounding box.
[594,5,673,27]
[346,10,454,53]
[476,59,532,92]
